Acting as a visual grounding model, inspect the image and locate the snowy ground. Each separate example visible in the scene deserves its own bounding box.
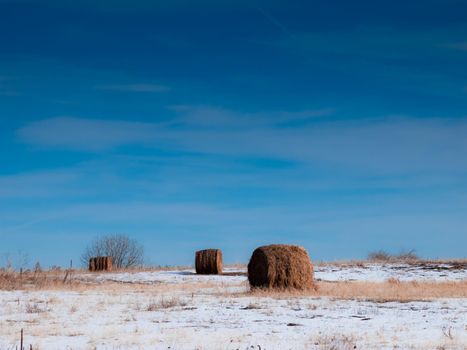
[315,262,467,282]
[75,262,467,284]
[1,262,466,350]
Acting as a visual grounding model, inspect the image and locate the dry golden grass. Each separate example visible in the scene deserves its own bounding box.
[245,279,467,301]
[0,268,93,291]
[0,268,234,295]
[119,265,191,272]
[2,261,466,302]
[318,279,467,301]
[226,259,467,269]
[0,268,80,291]
[314,258,467,267]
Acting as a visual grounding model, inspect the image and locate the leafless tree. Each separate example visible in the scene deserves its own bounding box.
[81,234,144,269]
[2,251,30,271]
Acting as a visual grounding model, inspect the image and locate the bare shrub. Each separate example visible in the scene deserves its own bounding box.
[396,249,419,262]
[25,302,46,314]
[242,302,262,310]
[368,249,420,262]
[442,326,454,340]
[81,234,144,269]
[367,250,392,262]
[146,296,187,311]
[34,262,42,273]
[0,269,21,290]
[0,268,59,290]
[146,302,159,311]
[313,334,356,350]
[2,251,30,271]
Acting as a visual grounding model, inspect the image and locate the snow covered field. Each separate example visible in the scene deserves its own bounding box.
[75,262,467,284]
[1,262,466,349]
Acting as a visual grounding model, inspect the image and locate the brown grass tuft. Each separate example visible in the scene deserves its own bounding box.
[248,244,314,290]
[313,335,357,350]
[368,249,420,262]
[146,296,187,310]
[0,268,76,290]
[25,302,47,313]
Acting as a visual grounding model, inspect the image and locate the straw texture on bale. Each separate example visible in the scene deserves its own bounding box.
[195,249,223,274]
[248,244,314,290]
[89,256,113,272]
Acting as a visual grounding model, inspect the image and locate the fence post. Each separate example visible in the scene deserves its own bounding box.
[70,259,73,284]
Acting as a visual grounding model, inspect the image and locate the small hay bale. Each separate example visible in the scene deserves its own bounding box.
[195,249,223,274]
[89,256,113,272]
[247,244,314,290]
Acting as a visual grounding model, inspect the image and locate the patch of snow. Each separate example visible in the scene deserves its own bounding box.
[315,263,467,282]
[75,263,467,285]
[0,289,465,349]
[3,263,464,349]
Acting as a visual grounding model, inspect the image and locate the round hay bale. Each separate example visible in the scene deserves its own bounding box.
[89,256,113,272]
[247,244,314,290]
[195,249,223,274]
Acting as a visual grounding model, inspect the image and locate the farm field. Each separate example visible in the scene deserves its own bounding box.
[0,261,466,350]
[3,1,467,349]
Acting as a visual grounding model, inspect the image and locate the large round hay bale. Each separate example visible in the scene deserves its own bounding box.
[247,244,314,290]
[195,249,223,274]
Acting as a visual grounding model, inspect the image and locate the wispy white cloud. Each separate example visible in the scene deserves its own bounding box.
[94,83,170,92]
[444,41,467,51]
[7,110,467,264]
[16,111,467,174]
[255,6,295,39]
[169,105,333,128]
[0,90,19,96]
[2,195,467,263]
[17,116,163,151]
[0,169,80,198]
[16,107,334,152]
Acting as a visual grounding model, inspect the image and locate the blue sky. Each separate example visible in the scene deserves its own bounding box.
[1,0,466,267]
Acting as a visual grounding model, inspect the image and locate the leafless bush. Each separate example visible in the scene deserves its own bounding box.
[0,266,75,290]
[396,249,419,262]
[442,326,454,340]
[368,249,419,262]
[0,269,21,290]
[313,334,357,350]
[2,251,30,272]
[81,234,144,269]
[242,302,262,310]
[146,296,187,311]
[25,302,46,314]
[1,269,38,290]
[368,250,392,262]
